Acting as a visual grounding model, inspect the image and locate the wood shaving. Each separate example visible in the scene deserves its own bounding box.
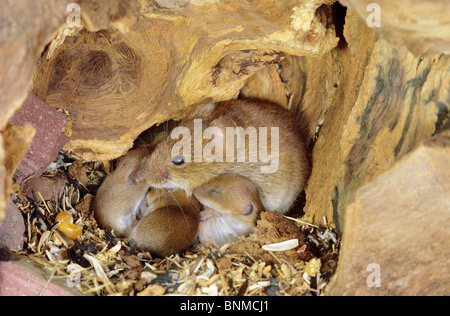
[262,239,299,252]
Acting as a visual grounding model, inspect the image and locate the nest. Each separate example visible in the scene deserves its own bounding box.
[12,154,340,296]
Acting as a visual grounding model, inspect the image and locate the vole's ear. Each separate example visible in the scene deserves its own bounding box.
[186,98,216,119]
[207,116,239,155]
[150,130,168,146]
[128,172,143,185]
[203,123,225,160]
[208,116,236,129]
[241,202,254,216]
[203,116,236,156]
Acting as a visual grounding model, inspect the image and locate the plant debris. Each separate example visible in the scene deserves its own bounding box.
[12,153,340,296]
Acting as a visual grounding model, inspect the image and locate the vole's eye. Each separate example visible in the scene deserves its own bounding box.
[210,188,220,194]
[171,154,186,166]
[241,202,254,216]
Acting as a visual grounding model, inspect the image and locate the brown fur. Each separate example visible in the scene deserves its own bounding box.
[194,174,263,246]
[129,189,201,257]
[93,146,151,236]
[135,99,310,214]
[93,140,201,257]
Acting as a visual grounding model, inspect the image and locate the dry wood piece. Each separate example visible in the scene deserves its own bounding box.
[300,11,450,230]
[32,0,338,161]
[2,123,36,223]
[0,0,68,223]
[0,0,68,131]
[342,0,450,56]
[3,124,36,181]
[332,130,450,296]
[68,161,90,188]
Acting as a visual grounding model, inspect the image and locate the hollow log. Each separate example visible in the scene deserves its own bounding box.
[0,0,449,296]
[27,1,450,231]
[330,130,450,295]
[239,10,450,231]
[306,14,450,231]
[32,0,338,161]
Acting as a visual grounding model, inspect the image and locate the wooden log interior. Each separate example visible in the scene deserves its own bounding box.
[0,0,449,295]
[241,10,450,232]
[304,13,450,231]
[32,0,338,161]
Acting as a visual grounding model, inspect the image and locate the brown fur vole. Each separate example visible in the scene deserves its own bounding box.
[129,189,201,257]
[193,174,263,246]
[93,146,152,237]
[130,98,310,214]
[93,138,201,257]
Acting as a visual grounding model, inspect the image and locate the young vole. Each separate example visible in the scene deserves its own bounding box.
[193,174,263,246]
[93,134,201,257]
[93,146,151,237]
[129,189,201,257]
[130,98,310,214]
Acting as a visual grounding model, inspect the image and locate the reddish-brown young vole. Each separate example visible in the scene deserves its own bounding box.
[93,135,201,257]
[129,189,201,257]
[93,146,152,237]
[193,174,263,246]
[131,98,310,214]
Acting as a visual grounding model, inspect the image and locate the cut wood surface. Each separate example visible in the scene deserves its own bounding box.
[330,130,450,295]
[32,0,338,161]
